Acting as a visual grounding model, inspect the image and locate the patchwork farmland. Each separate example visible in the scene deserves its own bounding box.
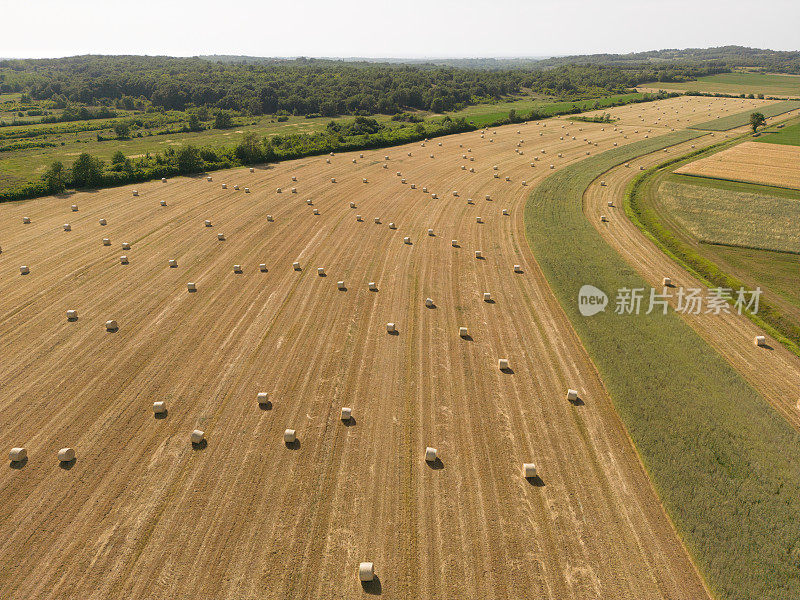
[2,93,800,600]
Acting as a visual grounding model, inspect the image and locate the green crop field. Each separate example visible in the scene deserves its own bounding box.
[526,133,800,600]
[447,93,646,127]
[689,100,800,131]
[757,118,800,146]
[641,72,800,97]
[659,178,800,253]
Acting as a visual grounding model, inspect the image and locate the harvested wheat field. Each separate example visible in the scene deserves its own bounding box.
[675,141,800,189]
[580,95,775,130]
[0,98,741,600]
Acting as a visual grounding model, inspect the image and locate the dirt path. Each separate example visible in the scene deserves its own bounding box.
[584,134,800,430]
[0,101,718,599]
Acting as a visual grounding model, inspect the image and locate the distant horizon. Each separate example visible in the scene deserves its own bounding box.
[3,0,799,60]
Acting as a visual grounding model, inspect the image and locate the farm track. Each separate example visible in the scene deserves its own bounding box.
[585,136,800,431]
[0,98,749,600]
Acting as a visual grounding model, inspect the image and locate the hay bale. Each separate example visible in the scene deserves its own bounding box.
[267,215,274,222]
[292,175,297,182]
[245,188,250,193]
[191,430,204,444]
[522,180,527,186]
[452,239,458,247]
[9,447,26,462]
[284,429,297,443]
[122,242,131,250]
[600,215,608,222]
[523,463,537,478]
[475,250,483,259]
[359,562,375,582]
[187,282,196,291]
[293,262,301,271]
[153,401,167,414]
[58,448,75,462]
[120,255,129,264]
[514,265,522,273]
[607,201,614,207]
[337,280,346,290]
[467,198,474,205]
[401,178,406,184]
[431,193,437,199]
[341,407,352,421]
[425,298,434,308]
[307,199,313,205]
[386,322,396,333]
[317,267,325,276]
[459,326,469,338]
[103,238,111,246]
[257,392,269,406]
[389,222,397,230]
[133,190,139,196]
[217,233,226,240]
[374,217,381,224]
[205,220,212,227]
[476,216,483,223]
[350,201,356,208]
[502,209,509,215]
[356,215,363,222]
[485,194,491,201]
[331,178,336,183]
[234,185,240,190]
[754,335,767,347]
[99,218,107,226]
[71,204,78,211]
[313,208,320,215]
[63,224,71,231]
[250,167,255,173]
[422,187,428,193]
[259,264,268,272]
[291,187,297,192]
[483,292,491,302]
[600,181,606,187]
[567,389,578,402]
[428,229,434,236]
[410,184,416,189]
[404,237,411,244]
[67,310,78,321]
[207,176,213,181]
[425,447,437,462]
[222,184,227,189]
[662,277,672,286]
[234,265,243,274]
[277,187,282,193]
[169,259,177,267]
[160,199,167,206]
[326,158,331,164]
[106,320,118,331]
[369,282,378,291]
[453,190,459,197]
[498,358,510,371]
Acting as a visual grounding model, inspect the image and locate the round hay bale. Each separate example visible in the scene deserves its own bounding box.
[67,310,78,321]
[205,220,212,227]
[105,320,118,331]
[63,224,71,231]
[71,204,79,211]
[337,280,346,290]
[132,190,139,196]
[386,322,396,333]
[754,335,767,347]
[356,215,363,222]
[428,229,434,236]
[474,250,483,259]
[284,429,297,443]
[233,265,243,274]
[425,447,437,462]
[58,448,75,462]
[404,236,411,245]
[122,242,131,250]
[257,392,270,406]
[425,298,434,308]
[23,216,31,224]
[168,259,177,268]
[293,262,301,271]
[160,199,167,206]
[317,267,325,276]
[245,188,250,193]
[341,407,352,421]
[483,292,492,302]
[523,463,537,478]
[369,282,378,291]
[498,358,510,371]
[187,282,197,291]
[103,238,111,246]
[259,264,268,272]
[359,562,375,582]
[217,233,226,240]
[191,430,204,444]
[267,215,274,222]
[9,447,26,462]
[459,327,469,338]
[312,208,319,215]
[514,265,523,273]
[120,255,129,264]
[99,218,107,226]
[153,401,167,414]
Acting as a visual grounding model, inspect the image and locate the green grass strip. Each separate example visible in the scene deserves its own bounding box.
[689,100,800,131]
[525,132,800,600]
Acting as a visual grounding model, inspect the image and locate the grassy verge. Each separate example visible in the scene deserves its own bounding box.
[625,147,800,356]
[525,132,800,600]
[689,100,800,130]
[639,72,800,97]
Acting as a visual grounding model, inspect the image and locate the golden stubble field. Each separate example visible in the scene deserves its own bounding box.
[675,141,800,189]
[0,100,727,600]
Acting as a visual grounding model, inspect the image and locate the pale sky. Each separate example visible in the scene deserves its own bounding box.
[1,0,798,59]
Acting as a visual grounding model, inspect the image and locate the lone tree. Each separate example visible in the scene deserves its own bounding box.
[750,112,766,133]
